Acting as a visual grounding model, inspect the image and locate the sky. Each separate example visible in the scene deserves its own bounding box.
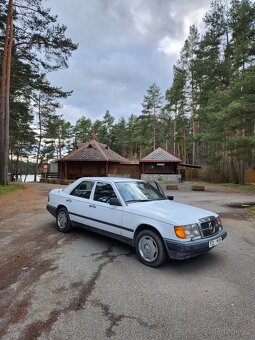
[47,0,212,124]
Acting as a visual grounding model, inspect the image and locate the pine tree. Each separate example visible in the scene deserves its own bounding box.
[9,100,36,180]
[93,111,115,145]
[0,0,13,185]
[111,118,127,157]
[193,0,230,171]
[141,83,163,151]
[181,25,200,163]
[196,0,255,183]
[165,64,187,161]
[73,116,92,144]
[126,114,139,159]
[229,0,255,71]
[0,0,77,185]
[195,0,228,105]
[29,76,72,181]
[43,115,73,160]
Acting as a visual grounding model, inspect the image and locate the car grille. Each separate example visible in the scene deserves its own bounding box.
[199,216,220,238]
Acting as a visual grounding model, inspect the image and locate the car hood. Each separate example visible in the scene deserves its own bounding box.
[127,200,217,225]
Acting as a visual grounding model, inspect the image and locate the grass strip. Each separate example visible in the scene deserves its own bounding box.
[217,183,255,193]
[0,183,23,197]
[249,207,255,217]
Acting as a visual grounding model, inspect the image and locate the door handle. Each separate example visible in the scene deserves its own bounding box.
[89,204,96,208]
[66,199,72,202]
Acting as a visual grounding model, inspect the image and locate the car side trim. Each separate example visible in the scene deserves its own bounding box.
[72,221,134,246]
[69,211,134,232]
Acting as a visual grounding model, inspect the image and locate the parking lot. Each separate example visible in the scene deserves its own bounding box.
[0,182,254,339]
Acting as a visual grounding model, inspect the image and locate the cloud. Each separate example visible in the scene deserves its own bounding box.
[58,105,90,124]
[183,8,208,36]
[130,4,153,36]
[158,36,184,56]
[48,0,211,123]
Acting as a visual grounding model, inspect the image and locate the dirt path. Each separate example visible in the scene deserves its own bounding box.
[0,183,72,338]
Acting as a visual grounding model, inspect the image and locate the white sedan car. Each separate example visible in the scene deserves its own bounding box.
[47,177,227,267]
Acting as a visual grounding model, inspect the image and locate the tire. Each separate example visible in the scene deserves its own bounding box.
[56,207,72,233]
[135,229,167,267]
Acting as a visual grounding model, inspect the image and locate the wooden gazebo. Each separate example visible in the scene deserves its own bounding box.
[58,140,139,180]
[140,147,182,182]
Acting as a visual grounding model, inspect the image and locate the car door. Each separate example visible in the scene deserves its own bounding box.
[87,181,123,235]
[65,180,95,226]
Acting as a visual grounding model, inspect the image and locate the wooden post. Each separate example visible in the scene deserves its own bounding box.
[105,161,109,177]
[64,162,67,179]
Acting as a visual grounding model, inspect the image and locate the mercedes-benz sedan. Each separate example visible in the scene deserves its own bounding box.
[47,177,227,267]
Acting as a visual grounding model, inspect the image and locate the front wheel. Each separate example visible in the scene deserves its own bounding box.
[56,207,72,233]
[135,230,167,267]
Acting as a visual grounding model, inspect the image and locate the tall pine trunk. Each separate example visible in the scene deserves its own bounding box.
[34,95,42,182]
[191,74,196,165]
[58,128,62,159]
[0,0,13,186]
[5,3,13,183]
[153,105,156,151]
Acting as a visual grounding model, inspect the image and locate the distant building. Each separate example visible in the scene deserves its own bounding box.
[140,147,182,183]
[58,140,140,180]
[56,142,183,183]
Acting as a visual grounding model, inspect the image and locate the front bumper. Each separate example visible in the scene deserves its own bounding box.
[164,228,227,260]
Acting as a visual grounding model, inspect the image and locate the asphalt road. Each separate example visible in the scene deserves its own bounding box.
[0,182,254,340]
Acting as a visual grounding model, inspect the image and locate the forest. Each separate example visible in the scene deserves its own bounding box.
[0,0,254,185]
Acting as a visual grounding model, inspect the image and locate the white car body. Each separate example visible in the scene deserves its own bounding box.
[47,177,227,266]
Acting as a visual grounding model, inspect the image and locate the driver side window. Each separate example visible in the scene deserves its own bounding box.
[93,182,117,203]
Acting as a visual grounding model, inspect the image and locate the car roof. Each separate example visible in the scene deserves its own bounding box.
[79,177,143,183]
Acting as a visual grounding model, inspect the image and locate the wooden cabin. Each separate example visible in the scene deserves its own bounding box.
[58,140,140,180]
[140,147,182,182]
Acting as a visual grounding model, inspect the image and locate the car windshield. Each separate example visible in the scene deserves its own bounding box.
[116,181,166,203]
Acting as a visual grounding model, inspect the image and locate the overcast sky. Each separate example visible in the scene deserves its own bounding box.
[47,0,212,124]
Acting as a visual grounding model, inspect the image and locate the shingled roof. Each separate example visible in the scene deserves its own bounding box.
[63,140,130,163]
[141,147,182,163]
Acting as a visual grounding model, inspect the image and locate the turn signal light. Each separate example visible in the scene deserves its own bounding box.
[174,226,186,239]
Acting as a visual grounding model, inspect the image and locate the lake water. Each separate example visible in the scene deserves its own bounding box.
[15,175,41,182]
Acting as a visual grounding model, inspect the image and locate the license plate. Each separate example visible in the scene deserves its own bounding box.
[209,237,222,248]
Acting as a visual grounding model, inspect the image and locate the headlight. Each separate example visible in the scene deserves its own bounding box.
[216,216,222,226]
[174,223,201,239]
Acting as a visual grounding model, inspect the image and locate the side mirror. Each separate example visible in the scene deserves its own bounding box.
[109,198,122,206]
[167,196,174,200]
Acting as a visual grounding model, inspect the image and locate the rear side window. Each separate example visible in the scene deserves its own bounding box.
[93,182,117,203]
[70,181,95,199]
